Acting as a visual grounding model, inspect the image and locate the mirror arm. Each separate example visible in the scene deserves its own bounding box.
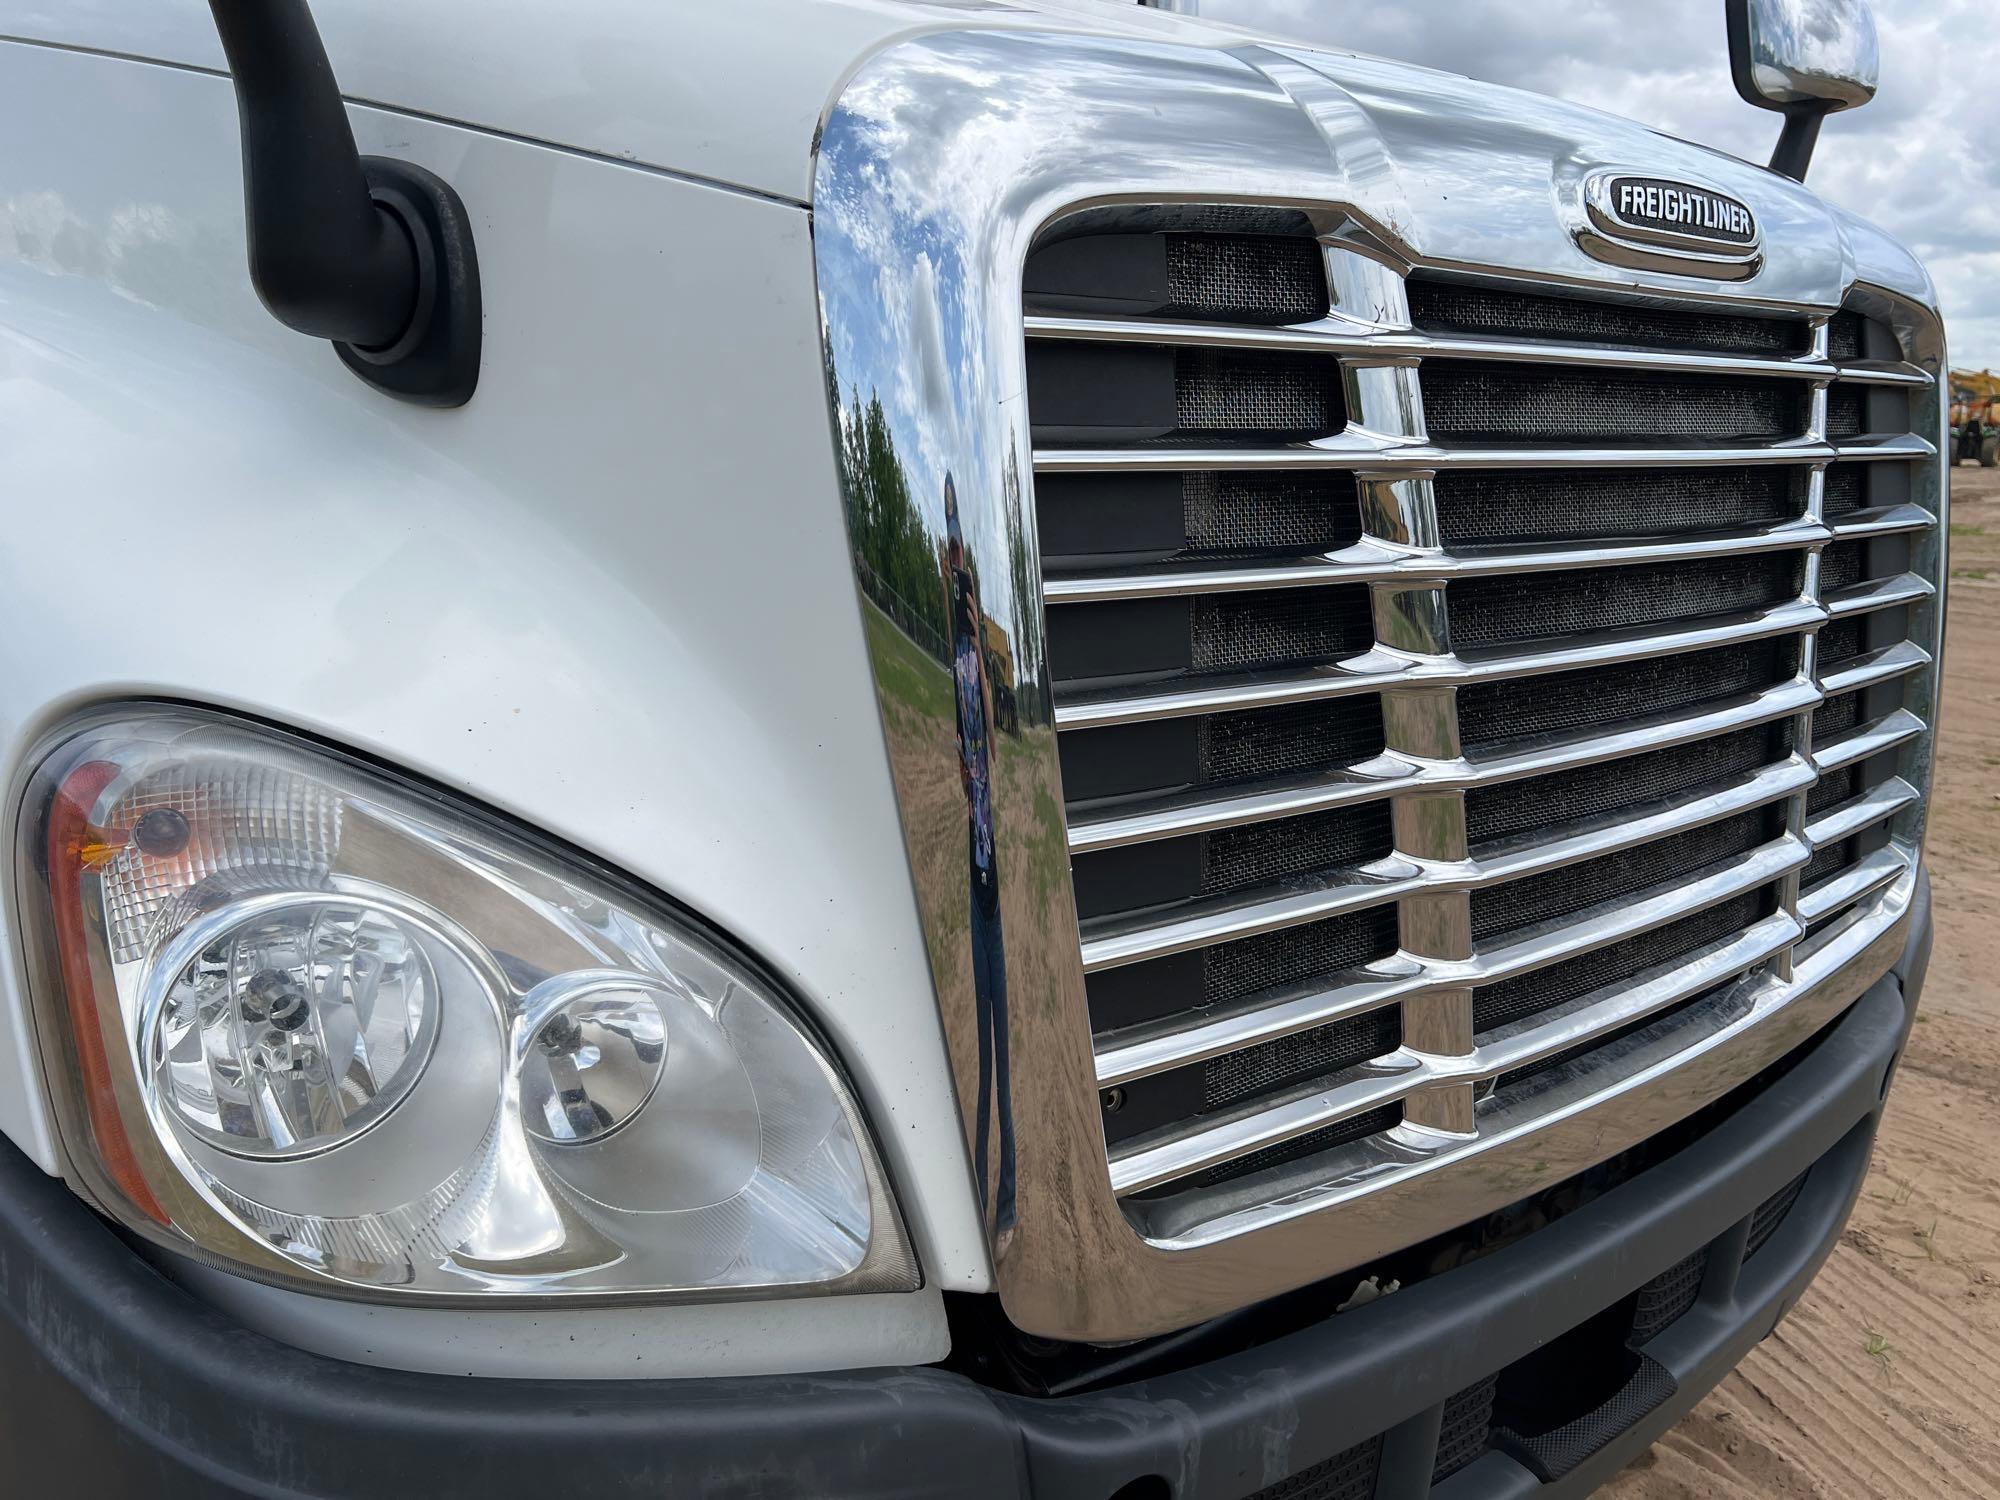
[209,0,482,406]
[1768,109,1826,183]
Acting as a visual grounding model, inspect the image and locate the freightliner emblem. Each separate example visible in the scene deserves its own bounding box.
[1576,169,1763,280]
[1602,176,1756,244]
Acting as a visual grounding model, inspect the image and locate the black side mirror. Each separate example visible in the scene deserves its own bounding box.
[1725,0,1881,183]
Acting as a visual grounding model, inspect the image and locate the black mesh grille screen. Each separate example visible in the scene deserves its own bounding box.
[1801,836,1856,888]
[1816,616,1865,669]
[1083,906,1399,1038]
[1826,384,1866,439]
[1176,348,1342,434]
[1474,889,1772,1033]
[1631,1249,1709,1343]
[1827,310,1865,363]
[1199,697,1387,784]
[1204,905,1402,1008]
[1466,724,1787,848]
[1035,470,1363,567]
[1459,638,1797,751]
[1191,588,1375,674]
[1434,1376,1499,1483]
[1816,688,1862,740]
[1205,802,1394,895]
[1407,280,1809,356]
[1204,1008,1401,1111]
[1806,764,1858,817]
[1747,1172,1808,1258]
[1450,553,1801,651]
[1818,539,1870,596]
[1165,235,1328,325]
[1822,464,1865,517]
[1183,471,1363,556]
[1471,810,1770,943]
[1422,364,1808,442]
[1105,1005,1401,1155]
[1434,466,1801,548]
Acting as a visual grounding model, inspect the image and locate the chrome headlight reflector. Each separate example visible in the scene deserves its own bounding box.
[21,708,916,1301]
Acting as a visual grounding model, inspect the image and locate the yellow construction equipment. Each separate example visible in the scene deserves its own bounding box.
[1951,369,2000,466]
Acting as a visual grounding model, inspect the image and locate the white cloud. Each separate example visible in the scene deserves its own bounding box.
[1201,0,1995,369]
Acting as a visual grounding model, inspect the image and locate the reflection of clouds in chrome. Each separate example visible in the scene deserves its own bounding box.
[907,253,955,452]
[816,33,1341,644]
[1755,0,1878,78]
[1744,0,1879,104]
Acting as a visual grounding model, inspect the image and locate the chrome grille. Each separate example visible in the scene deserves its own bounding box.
[1026,222,1940,1220]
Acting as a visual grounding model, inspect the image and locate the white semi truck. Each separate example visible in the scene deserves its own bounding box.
[0,1,1943,1495]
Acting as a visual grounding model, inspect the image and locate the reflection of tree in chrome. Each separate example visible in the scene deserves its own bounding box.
[836,379,953,661]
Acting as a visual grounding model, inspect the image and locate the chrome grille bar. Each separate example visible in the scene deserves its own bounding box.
[1082,755,1814,976]
[1043,520,1827,603]
[1812,709,1926,773]
[1818,641,1932,697]
[1458,834,1808,991]
[1827,503,1938,540]
[1024,313,1931,386]
[1065,674,1820,854]
[1805,777,1920,848]
[1799,845,1908,923]
[1823,572,1934,617]
[1054,599,1827,728]
[1034,432,1933,475]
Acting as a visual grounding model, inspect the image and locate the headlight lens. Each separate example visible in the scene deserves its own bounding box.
[21,709,915,1301]
[149,895,441,1159]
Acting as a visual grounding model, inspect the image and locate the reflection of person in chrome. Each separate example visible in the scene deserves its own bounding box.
[944,474,1015,1235]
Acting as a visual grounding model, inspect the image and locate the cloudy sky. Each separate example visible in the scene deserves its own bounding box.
[1197,0,1995,372]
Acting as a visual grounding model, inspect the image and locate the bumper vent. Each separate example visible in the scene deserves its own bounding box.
[1241,1435,1382,1500]
[1024,218,1938,1224]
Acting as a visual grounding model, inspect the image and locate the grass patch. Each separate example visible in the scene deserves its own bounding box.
[1950,523,1987,538]
[862,595,953,724]
[1863,1330,1896,1375]
[1952,568,1993,581]
[1870,1176,1918,1208]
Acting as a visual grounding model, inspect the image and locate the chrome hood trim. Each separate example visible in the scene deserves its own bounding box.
[812,27,1940,1340]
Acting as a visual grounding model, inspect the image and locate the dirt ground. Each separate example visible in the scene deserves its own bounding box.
[1605,463,2000,1498]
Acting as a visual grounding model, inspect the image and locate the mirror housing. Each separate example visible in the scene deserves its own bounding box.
[1726,0,1880,182]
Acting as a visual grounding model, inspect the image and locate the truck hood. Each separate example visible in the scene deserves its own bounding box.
[1,0,1230,207]
[4,0,1929,303]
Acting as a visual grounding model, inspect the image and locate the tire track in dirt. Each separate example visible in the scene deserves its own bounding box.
[1606,464,2000,1498]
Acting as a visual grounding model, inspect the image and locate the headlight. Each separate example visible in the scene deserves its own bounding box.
[18,708,916,1301]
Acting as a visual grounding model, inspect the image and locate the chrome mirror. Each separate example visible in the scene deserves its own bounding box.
[1726,0,1880,181]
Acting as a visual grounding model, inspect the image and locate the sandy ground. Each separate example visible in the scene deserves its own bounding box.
[1605,464,2000,1498]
